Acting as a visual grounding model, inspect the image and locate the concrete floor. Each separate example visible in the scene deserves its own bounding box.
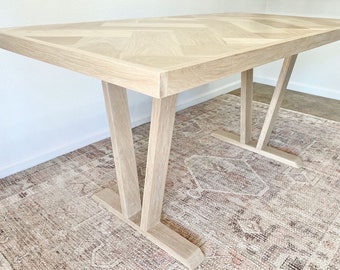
[230,83,340,122]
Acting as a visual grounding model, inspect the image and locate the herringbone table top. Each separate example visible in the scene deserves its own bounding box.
[0,13,339,97]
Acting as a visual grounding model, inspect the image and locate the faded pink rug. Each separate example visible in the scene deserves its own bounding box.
[0,94,339,269]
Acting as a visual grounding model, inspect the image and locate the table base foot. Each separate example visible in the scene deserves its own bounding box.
[93,188,204,269]
[212,129,303,168]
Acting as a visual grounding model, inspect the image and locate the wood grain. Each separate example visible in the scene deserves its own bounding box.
[95,86,203,269]
[212,129,303,168]
[240,69,253,144]
[102,82,141,218]
[0,14,339,97]
[93,188,204,270]
[256,55,298,150]
[140,95,178,231]
[213,56,301,168]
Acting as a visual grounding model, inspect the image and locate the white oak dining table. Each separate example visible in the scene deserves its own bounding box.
[1,13,339,269]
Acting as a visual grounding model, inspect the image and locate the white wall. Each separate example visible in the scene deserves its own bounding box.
[255,0,340,99]
[0,0,266,177]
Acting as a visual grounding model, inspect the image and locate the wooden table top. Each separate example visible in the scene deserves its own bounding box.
[0,13,339,98]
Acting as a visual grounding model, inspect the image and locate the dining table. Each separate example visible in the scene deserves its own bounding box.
[0,13,339,269]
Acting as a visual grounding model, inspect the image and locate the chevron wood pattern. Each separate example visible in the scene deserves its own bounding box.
[0,13,339,97]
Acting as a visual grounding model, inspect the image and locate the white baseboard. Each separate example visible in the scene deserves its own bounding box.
[0,80,240,178]
[255,75,340,100]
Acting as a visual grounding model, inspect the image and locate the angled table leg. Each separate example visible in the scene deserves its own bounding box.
[95,82,141,218]
[141,95,204,269]
[256,55,297,150]
[140,95,178,231]
[93,83,204,270]
[212,55,303,168]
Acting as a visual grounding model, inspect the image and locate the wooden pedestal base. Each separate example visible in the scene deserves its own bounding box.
[93,82,204,269]
[212,130,303,168]
[214,55,303,168]
[93,188,204,270]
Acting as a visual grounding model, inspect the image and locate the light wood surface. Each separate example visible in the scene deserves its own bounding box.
[240,69,253,144]
[94,86,203,269]
[94,84,204,269]
[0,13,339,97]
[213,55,302,168]
[93,188,204,270]
[141,95,178,231]
[212,130,303,168]
[102,82,141,218]
[256,55,298,150]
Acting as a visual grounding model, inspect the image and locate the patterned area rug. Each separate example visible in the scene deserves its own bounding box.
[0,94,339,270]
